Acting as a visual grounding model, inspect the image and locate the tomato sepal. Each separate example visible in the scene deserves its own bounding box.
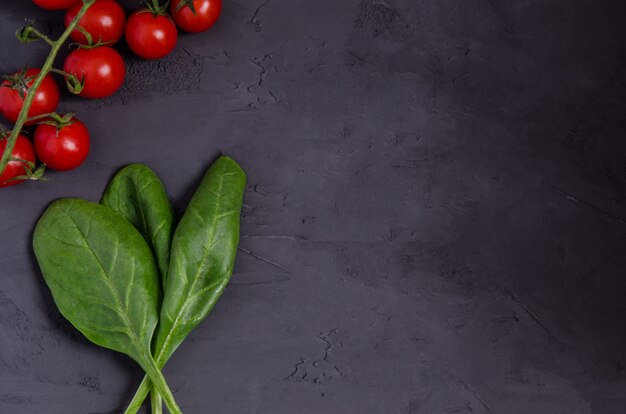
[6,158,47,183]
[16,21,42,44]
[70,26,116,49]
[2,68,38,100]
[143,0,172,16]
[47,67,86,95]
[175,0,197,14]
[66,72,85,95]
[35,112,77,130]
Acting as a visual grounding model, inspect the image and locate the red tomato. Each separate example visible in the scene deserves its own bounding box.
[126,11,178,59]
[65,0,126,45]
[32,0,78,10]
[34,119,90,171]
[171,0,222,33]
[0,69,60,126]
[0,134,36,188]
[63,47,126,99]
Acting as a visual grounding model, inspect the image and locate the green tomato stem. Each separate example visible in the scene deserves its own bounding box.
[49,67,75,78]
[27,27,55,47]
[0,0,95,177]
[25,112,56,124]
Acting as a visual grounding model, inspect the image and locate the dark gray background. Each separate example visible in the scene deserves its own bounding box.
[1,0,626,413]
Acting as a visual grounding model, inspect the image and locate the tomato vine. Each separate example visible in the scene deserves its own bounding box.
[0,0,95,178]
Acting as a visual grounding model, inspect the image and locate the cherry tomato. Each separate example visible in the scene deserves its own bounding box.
[32,0,78,10]
[34,119,90,171]
[65,0,126,45]
[63,46,126,99]
[171,0,222,33]
[0,69,60,126]
[0,134,36,188]
[125,11,178,60]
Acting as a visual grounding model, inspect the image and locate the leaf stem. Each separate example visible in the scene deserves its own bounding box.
[150,387,163,414]
[124,376,151,413]
[142,356,182,414]
[124,321,180,413]
[0,0,95,177]
[125,342,172,414]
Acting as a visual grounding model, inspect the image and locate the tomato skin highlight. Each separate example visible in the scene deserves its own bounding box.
[32,0,79,10]
[34,120,90,171]
[171,0,222,33]
[125,11,178,60]
[65,0,126,45]
[0,69,60,126]
[63,47,126,99]
[0,134,36,188]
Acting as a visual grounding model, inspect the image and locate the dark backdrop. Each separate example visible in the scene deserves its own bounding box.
[1,1,626,413]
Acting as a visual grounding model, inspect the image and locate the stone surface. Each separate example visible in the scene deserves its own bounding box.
[1,1,626,413]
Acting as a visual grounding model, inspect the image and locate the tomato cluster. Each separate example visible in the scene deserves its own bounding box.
[0,0,222,188]
[0,69,89,188]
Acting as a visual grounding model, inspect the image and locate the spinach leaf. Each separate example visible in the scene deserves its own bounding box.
[124,156,247,413]
[156,156,246,356]
[101,164,175,279]
[33,199,182,414]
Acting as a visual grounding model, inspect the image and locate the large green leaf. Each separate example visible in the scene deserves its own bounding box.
[101,164,175,279]
[33,198,183,414]
[124,156,247,414]
[156,156,246,358]
[33,198,160,363]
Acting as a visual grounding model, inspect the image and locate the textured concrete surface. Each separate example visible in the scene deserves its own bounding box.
[1,0,626,413]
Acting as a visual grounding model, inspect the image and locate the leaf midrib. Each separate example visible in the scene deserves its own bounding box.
[155,161,231,365]
[64,208,147,356]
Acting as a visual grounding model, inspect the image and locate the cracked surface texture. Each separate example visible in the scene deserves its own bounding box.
[1,0,626,413]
